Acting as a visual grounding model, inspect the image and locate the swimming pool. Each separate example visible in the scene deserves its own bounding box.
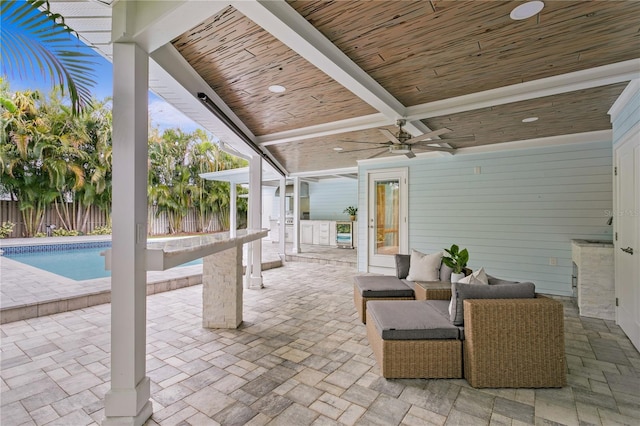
[2,242,202,281]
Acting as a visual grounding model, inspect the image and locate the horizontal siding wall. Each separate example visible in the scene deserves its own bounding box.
[358,139,613,296]
[308,178,358,220]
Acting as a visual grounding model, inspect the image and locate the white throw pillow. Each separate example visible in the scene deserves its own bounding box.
[457,267,489,285]
[406,249,442,282]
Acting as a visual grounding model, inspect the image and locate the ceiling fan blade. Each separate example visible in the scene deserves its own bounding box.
[411,136,475,145]
[405,128,452,144]
[367,149,389,159]
[338,146,384,154]
[338,140,389,146]
[404,150,416,159]
[379,129,401,144]
[411,145,456,153]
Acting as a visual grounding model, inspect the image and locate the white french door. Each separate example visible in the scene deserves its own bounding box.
[614,136,640,351]
[367,168,408,273]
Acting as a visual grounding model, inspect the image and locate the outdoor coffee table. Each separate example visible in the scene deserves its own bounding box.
[414,281,452,301]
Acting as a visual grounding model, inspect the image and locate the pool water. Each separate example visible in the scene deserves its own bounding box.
[4,244,202,281]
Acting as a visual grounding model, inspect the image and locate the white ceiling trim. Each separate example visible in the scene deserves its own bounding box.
[405,59,640,120]
[257,59,639,148]
[128,1,229,54]
[258,113,388,146]
[289,167,358,179]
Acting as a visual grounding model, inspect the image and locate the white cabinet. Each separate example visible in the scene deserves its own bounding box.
[301,223,314,244]
[318,222,331,245]
[285,225,293,243]
[302,220,338,246]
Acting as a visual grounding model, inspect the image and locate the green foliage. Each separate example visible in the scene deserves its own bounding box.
[89,225,111,235]
[442,244,469,274]
[1,78,112,236]
[1,80,246,237]
[0,0,97,115]
[147,127,248,234]
[343,206,358,215]
[52,227,80,236]
[0,221,15,238]
[34,232,46,238]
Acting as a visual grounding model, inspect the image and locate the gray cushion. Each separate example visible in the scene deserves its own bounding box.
[353,275,414,298]
[395,254,411,279]
[423,300,451,319]
[368,300,459,340]
[449,281,536,326]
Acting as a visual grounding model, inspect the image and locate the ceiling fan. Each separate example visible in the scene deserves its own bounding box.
[338,119,470,159]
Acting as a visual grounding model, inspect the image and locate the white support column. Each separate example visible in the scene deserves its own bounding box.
[103,38,152,426]
[230,183,237,238]
[292,176,301,254]
[278,177,286,258]
[248,155,263,288]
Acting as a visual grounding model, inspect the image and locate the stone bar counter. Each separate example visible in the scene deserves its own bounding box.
[106,229,268,328]
[571,239,614,320]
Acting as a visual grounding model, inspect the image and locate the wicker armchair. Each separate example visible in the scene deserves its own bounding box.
[463,295,566,388]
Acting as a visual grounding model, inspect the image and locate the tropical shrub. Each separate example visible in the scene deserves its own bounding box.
[0,221,15,238]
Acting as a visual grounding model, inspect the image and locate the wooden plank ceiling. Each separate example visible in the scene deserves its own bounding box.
[172,1,640,174]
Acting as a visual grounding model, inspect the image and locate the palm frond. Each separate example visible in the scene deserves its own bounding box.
[0,0,98,115]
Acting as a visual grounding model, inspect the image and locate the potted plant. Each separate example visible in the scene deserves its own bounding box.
[344,206,358,221]
[442,244,469,282]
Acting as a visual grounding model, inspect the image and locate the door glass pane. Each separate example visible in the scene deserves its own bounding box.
[375,179,399,255]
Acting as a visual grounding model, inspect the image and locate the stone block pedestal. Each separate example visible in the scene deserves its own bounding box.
[202,245,243,328]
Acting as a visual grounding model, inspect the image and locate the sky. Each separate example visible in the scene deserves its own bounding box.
[1,0,200,133]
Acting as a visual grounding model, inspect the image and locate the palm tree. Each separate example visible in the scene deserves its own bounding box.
[0,0,97,115]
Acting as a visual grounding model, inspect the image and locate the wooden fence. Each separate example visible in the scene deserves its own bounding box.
[0,201,227,238]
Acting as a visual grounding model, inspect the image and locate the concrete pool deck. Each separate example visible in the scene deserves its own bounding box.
[0,236,356,324]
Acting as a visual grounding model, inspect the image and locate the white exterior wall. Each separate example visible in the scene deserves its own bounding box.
[358,139,613,296]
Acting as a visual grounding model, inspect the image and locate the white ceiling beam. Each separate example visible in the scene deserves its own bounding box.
[232,0,406,120]
[257,58,639,148]
[115,1,229,53]
[405,58,640,120]
[258,113,387,146]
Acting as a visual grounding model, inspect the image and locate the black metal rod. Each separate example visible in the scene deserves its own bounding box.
[197,92,286,177]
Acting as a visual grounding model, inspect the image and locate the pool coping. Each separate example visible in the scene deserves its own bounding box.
[0,235,283,324]
[0,259,282,324]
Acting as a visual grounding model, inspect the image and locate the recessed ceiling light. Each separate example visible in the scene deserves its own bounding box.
[522,117,539,123]
[510,1,544,20]
[333,147,344,151]
[268,85,286,93]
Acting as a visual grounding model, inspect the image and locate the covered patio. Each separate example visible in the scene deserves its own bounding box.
[2,262,639,426]
[2,1,639,425]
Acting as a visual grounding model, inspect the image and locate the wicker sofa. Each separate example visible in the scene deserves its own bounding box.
[363,254,566,388]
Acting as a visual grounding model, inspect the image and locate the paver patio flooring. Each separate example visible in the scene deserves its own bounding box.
[1,261,639,425]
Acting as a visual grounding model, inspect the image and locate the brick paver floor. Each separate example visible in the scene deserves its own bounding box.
[1,261,639,425]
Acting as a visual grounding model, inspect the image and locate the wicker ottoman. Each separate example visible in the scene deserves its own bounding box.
[353,275,414,323]
[366,300,462,379]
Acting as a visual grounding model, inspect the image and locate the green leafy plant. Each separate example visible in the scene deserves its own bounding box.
[0,221,15,238]
[89,225,112,235]
[343,206,358,216]
[0,0,97,114]
[52,228,80,237]
[442,244,469,274]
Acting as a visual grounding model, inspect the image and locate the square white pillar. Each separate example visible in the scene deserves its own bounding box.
[248,155,263,288]
[103,41,152,426]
